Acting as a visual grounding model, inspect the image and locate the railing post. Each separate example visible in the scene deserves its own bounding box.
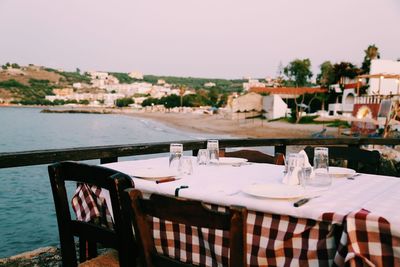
[100,157,118,164]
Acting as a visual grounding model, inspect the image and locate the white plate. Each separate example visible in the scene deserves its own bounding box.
[242,184,304,199]
[218,157,248,165]
[131,167,177,180]
[329,167,356,178]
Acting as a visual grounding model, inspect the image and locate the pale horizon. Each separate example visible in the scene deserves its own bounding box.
[0,0,399,79]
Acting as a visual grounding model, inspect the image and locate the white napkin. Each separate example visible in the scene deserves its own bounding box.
[282,150,312,185]
[299,150,312,168]
[282,166,300,185]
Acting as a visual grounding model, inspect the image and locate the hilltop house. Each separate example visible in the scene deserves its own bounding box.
[128,71,143,80]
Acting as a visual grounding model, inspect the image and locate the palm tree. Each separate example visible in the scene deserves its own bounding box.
[361,45,380,74]
[179,85,186,111]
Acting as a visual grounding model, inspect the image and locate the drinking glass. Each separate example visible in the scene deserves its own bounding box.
[180,156,193,175]
[207,140,219,165]
[197,149,209,165]
[169,143,183,172]
[285,153,298,176]
[299,166,312,188]
[310,147,331,187]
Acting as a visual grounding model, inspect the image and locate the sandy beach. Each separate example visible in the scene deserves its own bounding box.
[125,111,339,138]
[1,105,338,138]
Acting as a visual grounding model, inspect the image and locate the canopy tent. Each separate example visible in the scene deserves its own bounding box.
[356,73,400,95]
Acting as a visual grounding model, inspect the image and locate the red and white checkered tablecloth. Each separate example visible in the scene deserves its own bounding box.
[71,183,114,229]
[334,209,400,267]
[71,186,400,266]
[151,205,342,267]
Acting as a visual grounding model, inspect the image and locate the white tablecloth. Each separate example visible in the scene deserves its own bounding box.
[102,157,400,229]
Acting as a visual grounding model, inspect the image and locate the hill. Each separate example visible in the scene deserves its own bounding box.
[0,63,245,105]
[0,65,92,105]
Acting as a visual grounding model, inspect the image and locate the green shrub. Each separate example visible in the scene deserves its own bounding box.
[0,79,27,89]
[116,97,134,107]
[110,72,135,84]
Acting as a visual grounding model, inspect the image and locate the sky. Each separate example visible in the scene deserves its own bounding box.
[0,0,399,79]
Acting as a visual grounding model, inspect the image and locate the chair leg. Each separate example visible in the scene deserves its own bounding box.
[79,237,87,262]
[88,241,97,259]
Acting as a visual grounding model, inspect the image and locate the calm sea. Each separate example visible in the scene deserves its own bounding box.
[0,107,223,258]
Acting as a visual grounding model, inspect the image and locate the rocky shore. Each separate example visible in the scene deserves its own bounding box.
[0,247,61,267]
[41,108,112,114]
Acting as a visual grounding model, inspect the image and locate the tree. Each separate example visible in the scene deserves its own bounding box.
[116,97,134,107]
[283,59,313,87]
[333,62,360,86]
[207,87,219,107]
[361,44,380,74]
[11,63,20,69]
[179,85,186,110]
[316,61,335,88]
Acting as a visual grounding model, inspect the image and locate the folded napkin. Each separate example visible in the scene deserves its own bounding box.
[282,150,312,185]
[282,166,301,185]
[299,150,312,168]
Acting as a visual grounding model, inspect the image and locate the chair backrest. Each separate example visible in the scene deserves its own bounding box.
[124,189,248,267]
[223,149,285,165]
[304,146,381,174]
[48,161,136,267]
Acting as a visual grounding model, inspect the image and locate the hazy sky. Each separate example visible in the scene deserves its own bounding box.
[0,0,399,79]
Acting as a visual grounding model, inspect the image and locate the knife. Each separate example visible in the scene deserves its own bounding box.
[293,196,320,207]
[156,177,179,184]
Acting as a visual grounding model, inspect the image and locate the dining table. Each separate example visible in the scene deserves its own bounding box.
[99,156,400,267]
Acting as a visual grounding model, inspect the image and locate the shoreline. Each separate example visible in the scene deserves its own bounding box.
[1,105,339,138]
[123,111,339,138]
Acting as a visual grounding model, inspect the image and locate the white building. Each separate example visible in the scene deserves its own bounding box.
[128,71,143,80]
[88,71,108,80]
[243,79,266,91]
[230,92,263,112]
[204,82,216,88]
[262,95,288,120]
[368,59,400,95]
[88,71,119,89]
[328,89,356,116]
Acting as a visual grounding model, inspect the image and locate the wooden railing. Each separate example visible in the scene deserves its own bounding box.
[1,138,399,169]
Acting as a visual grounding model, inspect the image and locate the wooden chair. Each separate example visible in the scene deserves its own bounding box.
[222,149,285,165]
[124,189,248,267]
[48,161,137,267]
[304,146,381,174]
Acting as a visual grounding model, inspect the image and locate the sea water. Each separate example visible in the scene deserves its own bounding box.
[0,107,224,258]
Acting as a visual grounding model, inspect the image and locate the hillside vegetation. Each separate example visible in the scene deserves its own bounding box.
[0,65,244,105]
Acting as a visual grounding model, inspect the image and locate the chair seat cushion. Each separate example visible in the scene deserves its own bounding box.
[79,249,119,267]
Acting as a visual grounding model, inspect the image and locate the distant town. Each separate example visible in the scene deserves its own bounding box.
[1,45,399,136]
